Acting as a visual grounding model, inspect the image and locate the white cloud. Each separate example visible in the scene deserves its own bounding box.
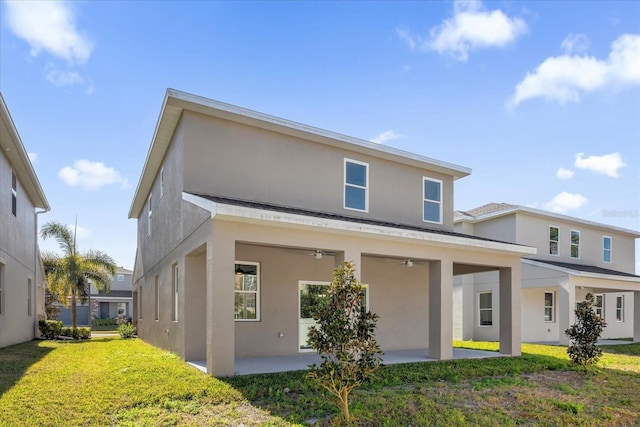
[561,33,590,54]
[58,159,130,190]
[398,0,527,61]
[509,34,640,107]
[574,152,626,177]
[556,168,574,180]
[46,68,84,87]
[371,130,402,144]
[544,192,588,213]
[5,1,93,65]
[28,152,38,163]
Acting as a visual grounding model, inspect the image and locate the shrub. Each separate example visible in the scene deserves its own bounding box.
[118,322,137,339]
[38,320,63,339]
[565,293,606,368]
[307,261,383,422]
[60,327,91,340]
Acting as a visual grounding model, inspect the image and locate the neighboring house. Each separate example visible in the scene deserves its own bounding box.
[56,267,134,325]
[128,89,536,377]
[454,203,640,344]
[0,93,50,348]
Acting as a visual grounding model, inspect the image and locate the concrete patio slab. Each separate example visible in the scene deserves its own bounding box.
[187,347,507,376]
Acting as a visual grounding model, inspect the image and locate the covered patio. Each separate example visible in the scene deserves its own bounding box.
[188,347,507,376]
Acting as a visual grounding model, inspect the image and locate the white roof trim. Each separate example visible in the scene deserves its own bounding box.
[455,205,640,237]
[523,258,640,282]
[183,193,536,256]
[130,89,471,218]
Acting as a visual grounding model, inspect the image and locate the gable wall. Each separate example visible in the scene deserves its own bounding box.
[181,111,455,230]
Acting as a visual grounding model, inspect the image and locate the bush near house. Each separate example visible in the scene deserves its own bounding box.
[38,320,62,339]
[565,293,607,369]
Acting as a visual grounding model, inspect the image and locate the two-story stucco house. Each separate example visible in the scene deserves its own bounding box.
[129,89,536,377]
[0,93,50,348]
[56,267,134,325]
[454,203,640,344]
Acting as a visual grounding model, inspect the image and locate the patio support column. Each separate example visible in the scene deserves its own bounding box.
[499,266,521,356]
[428,259,453,360]
[558,283,575,346]
[335,246,362,281]
[206,224,235,377]
[634,292,640,343]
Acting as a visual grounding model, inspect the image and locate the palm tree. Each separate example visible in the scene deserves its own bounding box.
[41,220,116,329]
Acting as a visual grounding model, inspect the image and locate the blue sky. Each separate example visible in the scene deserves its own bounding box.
[1,0,638,271]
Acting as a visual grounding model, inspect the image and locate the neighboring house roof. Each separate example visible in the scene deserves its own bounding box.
[455,203,640,237]
[92,290,133,298]
[524,258,640,279]
[129,89,472,218]
[188,193,535,252]
[0,93,50,210]
[116,267,133,275]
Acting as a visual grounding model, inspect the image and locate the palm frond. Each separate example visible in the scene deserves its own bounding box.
[40,221,75,256]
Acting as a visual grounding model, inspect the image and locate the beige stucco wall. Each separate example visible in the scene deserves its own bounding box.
[181,111,455,230]
[0,149,39,348]
[515,212,636,273]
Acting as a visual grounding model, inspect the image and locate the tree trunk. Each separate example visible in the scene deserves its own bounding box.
[340,388,350,421]
[71,287,77,329]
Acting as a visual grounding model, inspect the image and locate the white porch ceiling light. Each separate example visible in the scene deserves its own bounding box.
[314,250,324,260]
[404,259,413,267]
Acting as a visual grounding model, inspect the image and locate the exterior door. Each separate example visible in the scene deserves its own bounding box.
[298,282,329,351]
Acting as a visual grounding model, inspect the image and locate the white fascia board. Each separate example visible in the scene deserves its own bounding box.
[183,194,536,256]
[166,89,471,179]
[90,297,132,301]
[522,259,640,283]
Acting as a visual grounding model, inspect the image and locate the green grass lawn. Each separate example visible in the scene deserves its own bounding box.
[1,338,639,426]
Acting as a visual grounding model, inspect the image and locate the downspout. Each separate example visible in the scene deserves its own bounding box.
[35,207,49,337]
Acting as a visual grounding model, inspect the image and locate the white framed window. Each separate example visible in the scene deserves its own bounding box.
[138,286,143,320]
[235,262,260,321]
[117,274,124,282]
[147,194,153,236]
[544,291,555,322]
[171,263,179,322]
[160,167,164,198]
[27,278,32,317]
[344,159,368,212]
[603,236,612,263]
[570,230,580,258]
[11,171,17,217]
[616,295,624,322]
[478,291,493,326]
[154,275,159,321]
[594,294,604,319]
[549,226,559,256]
[422,177,443,224]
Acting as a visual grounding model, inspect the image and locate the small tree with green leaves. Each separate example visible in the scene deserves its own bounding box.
[565,293,607,369]
[307,261,383,422]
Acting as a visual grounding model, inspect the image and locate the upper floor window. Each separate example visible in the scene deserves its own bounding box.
[147,194,153,236]
[344,159,368,212]
[117,274,124,281]
[160,167,164,198]
[544,291,555,322]
[423,178,442,224]
[570,230,580,258]
[594,294,604,318]
[603,236,612,263]
[549,226,559,256]
[172,263,179,322]
[235,262,260,321]
[478,291,492,326]
[11,171,17,216]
